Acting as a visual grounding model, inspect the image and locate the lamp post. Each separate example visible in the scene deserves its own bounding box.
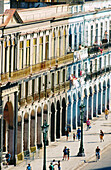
[41,120,49,170]
[77,100,85,156]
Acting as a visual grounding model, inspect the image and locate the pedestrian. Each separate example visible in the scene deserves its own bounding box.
[100,130,104,142]
[52,159,56,170]
[5,151,11,167]
[105,108,109,120]
[95,146,100,161]
[77,128,81,141]
[26,163,32,170]
[49,163,54,170]
[63,146,67,160]
[67,148,70,160]
[86,118,90,130]
[73,132,75,141]
[66,128,69,141]
[58,160,61,170]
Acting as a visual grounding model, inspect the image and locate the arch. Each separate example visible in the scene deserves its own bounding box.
[107,79,110,110]
[77,91,81,126]
[62,98,66,136]
[83,89,87,122]
[37,107,42,148]
[43,104,48,123]
[51,103,55,142]
[30,110,35,147]
[88,87,92,119]
[67,95,71,131]
[56,100,60,139]
[17,116,22,154]
[93,85,97,117]
[24,112,29,151]
[98,83,102,114]
[3,102,14,157]
[102,81,106,112]
[73,93,76,129]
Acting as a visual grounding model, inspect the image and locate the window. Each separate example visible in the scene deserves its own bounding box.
[100,23,103,41]
[58,31,61,57]
[51,73,54,92]
[63,29,66,55]
[73,66,76,77]
[25,82,28,99]
[39,37,43,62]
[85,62,87,73]
[18,84,21,102]
[74,26,77,50]
[19,41,24,69]
[33,38,37,65]
[99,58,102,69]
[95,59,97,71]
[52,32,55,58]
[79,24,82,46]
[57,71,60,84]
[9,40,11,77]
[69,27,72,49]
[90,61,92,73]
[26,40,30,67]
[78,64,81,77]
[91,25,93,46]
[63,69,65,82]
[45,36,49,60]
[85,25,88,46]
[95,23,98,43]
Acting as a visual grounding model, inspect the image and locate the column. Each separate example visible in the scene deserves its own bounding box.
[55,108,57,141]
[34,106,37,147]
[0,97,3,169]
[43,32,45,61]
[11,37,14,73]
[72,24,74,51]
[70,94,73,131]
[93,21,95,44]
[14,91,18,166]
[30,34,33,67]
[37,33,39,63]
[88,23,91,47]
[96,86,99,116]
[98,21,101,45]
[48,101,51,145]
[28,109,31,151]
[21,112,24,153]
[66,25,69,52]
[76,24,79,50]
[23,36,26,68]
[101,86,103,114]
[49,30,52,60]
[0,40,2,80]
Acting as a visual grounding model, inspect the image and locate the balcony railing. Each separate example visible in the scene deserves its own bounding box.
[0,53,73,84]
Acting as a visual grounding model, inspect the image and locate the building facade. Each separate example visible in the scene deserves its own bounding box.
[0,2,111,166]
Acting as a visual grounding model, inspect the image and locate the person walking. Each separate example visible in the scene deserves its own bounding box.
[100,130,104,142]
[52,159,56,170]
[77,128,81,141]
[26,163,32,170]
[105,108,109,120]
[86,118,90,130]
[73,132,75,141]
[67,148,70,160]
[58,160,61,170]
[95,146,100,161]
[5,151,11,167]
[63,146,67,160]
[49,163,54,170]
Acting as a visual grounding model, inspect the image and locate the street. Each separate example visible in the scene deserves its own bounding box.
[79,145,111,170]
[4,112,111,170]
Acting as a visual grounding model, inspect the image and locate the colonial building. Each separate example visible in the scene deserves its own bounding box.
[0,2,111,166]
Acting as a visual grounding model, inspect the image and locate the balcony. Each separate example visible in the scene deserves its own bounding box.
[19,98,26,107]
[0,53,73,84]
[26,95,33,104]
[74,48,88,62]
[54,84,60,94]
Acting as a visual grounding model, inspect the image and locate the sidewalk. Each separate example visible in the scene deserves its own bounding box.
[4,112,111,170]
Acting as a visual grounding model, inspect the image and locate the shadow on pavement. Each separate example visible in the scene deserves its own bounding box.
[94,167,111,170]
[87,142,98,143]
[88,160,96,163]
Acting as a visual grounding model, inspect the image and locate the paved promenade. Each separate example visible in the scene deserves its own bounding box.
[4,112,111,170]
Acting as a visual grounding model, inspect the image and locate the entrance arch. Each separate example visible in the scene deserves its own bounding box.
[3,102,14,157]
[17,116,22,154]
[102,81,106,112]
[56,101,60,139]
[98,83,102,114]
[73,94,76,129]
[51,103,55,142]
[62,98,66,136]
[107,79,110,110]
[24,112,29,151]
[88,87,92,119]
[30,110,35,147]
[93,85,97,117]
[37,107,42,148]
[83,89,87,122]
[77,92,81,126]
[67,95,71,131]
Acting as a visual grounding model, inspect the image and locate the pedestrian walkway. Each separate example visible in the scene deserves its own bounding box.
[4,112,111,170]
